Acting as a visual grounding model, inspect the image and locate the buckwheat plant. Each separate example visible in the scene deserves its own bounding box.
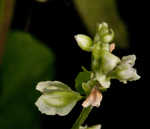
[35,22,140,129]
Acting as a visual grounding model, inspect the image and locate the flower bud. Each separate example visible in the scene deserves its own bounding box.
[100,51,120,74]
[75,34,93,52]
[98,23,114,43]
[98,22,109,34]
[109,43,115,52]
[101,29,114,43]
[82,87,103,108]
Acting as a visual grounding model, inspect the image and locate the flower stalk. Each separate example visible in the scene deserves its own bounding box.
[71,106,93,129]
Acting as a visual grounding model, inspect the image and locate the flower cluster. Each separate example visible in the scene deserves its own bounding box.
[35,22,140,129]
[75,22,140,89]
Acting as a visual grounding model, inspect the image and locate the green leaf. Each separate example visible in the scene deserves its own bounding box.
[35,81,82,116]
[73,0,128,48]
[0,31,55,129]
[80,125,101,129]
[75,70,91,94]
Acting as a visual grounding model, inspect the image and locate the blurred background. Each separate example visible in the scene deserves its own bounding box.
[0,0,145,129]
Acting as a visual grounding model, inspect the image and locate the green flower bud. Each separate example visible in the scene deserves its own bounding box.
[100,51,120,74]
[75,34,93,52]
[98,22,109,35]
[97,22,114,43]
[109,55,140,83]
[93,51,120,88]
[101,29,114,43]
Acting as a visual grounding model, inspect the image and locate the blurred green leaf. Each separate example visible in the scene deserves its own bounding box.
[75,70,91,94]
[35,81,82,116]
[73,0,128,48]
[0,31,55,129]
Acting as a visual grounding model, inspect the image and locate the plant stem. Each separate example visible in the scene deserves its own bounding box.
[71,106,93,129]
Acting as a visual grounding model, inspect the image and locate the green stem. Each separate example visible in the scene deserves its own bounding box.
[71,106,93,129]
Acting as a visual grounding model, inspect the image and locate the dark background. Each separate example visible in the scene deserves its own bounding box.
[10,0,145,129]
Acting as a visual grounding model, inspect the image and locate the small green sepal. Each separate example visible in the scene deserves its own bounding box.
[75,68,91,94]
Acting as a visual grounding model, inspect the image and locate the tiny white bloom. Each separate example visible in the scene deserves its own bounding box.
[109,55,140,83]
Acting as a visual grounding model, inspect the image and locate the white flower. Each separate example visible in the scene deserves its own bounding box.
[35,81,81,116]
[117,67,140,83]
[109,55,140,83]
